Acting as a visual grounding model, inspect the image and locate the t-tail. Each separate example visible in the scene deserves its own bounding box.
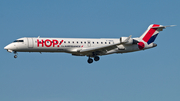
[140,24,175,44]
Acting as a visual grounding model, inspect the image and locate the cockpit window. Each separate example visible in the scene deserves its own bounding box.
[13,40,24,42]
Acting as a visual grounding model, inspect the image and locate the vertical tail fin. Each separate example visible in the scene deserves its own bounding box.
[140,24,161,44]
[140,24,175,44]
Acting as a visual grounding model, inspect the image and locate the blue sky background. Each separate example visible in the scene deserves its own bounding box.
[1,0,180,101]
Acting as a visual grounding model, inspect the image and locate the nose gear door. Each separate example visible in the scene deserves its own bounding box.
[27,38,34,48]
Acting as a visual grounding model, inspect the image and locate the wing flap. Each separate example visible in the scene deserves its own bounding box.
[79,43,120,53]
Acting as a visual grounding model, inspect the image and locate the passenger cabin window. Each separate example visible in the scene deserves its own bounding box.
[13,40,24,42]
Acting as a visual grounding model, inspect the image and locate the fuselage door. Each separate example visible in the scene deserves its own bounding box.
[27,38,34,48]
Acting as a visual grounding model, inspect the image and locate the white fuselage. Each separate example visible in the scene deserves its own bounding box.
[4,37,155,57]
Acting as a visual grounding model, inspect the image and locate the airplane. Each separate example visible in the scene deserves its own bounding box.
[4,24,174,64]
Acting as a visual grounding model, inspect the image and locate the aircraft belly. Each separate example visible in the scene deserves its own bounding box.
[16,47,68,52]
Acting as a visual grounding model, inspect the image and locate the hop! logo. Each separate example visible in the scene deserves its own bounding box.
[37,39,63,47]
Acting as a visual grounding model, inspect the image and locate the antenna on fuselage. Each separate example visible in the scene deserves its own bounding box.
[38,36,40,38]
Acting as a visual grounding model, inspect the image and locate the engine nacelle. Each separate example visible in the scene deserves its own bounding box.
[120,37,138,45]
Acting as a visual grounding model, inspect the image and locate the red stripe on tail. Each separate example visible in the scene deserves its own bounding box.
[142,24,160,42]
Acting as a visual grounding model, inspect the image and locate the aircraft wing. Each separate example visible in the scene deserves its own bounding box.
[79,43,120,54]
[78,35,134,55]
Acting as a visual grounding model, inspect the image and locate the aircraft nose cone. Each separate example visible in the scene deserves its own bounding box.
[4,45,9,50]
[4,44,14,53]
[4,43,16,50]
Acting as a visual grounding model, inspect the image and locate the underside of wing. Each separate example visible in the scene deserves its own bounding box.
[78,43,120,56]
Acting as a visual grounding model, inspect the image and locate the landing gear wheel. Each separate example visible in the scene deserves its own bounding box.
[14,55,17,58]
[87,58,93,64]
[94,56,100,61]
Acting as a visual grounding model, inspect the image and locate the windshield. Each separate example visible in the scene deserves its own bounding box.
[13,40,24,42]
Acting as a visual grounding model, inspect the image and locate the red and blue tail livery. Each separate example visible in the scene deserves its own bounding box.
[4,24,175,64]
[140,24,175,45]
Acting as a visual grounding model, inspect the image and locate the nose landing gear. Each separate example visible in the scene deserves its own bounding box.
[13,51,18,58]
[14,55,17,58]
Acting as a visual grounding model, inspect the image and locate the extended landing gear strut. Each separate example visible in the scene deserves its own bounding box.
[87,57,93,64]
[14,51,18,58]
[94,56,100,61]
[87,56,100,64]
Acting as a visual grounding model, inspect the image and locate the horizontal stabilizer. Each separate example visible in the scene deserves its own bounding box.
[151,25,176,29]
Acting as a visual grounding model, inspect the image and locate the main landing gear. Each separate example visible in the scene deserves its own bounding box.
[87,56,100,64]
[87,58,93,64]
[14,51,18,58]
